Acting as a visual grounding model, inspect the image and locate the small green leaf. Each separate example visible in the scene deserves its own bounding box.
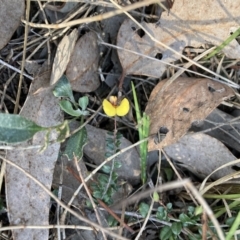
[139,202,150,218]
[195,206,203,216]
[114,161,122,169]
[112,172,118,181]
[159,226,173,240]
[64,126,87,160]
[157,206,165,213]
[0,114,45,143]
[188,233,202,240]
[163,167,173,181]
[171,222,182,235]
[53,75,75,102]
[107,215,118,227]
[93,190,102,199]
[179,213,191,223]
[179,213,197,226]
[101,165,111,173]
[225,216,236,226]
[188,206,195,216]
[153,192,159,202]
[166,203,172,211]
[59,100,82,117]
[156,207,168,221]
[98,174,109,185]
[86,200,93,208]
[103,194,112,205]
[105,152,112,158]
[78,96,89,111]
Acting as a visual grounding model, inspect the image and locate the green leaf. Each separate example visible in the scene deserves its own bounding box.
[171,222,182,235]
[103,194,112,205]
[163,167,174,181]
[86,200,93,208]
[64,126,87,160]
[159,226,173,240]
[59,100,82,117]
[188,206,195,216]
[179,213,197,226]
[112,172,118,181]
[98,174,109,185]
[195,206,203,216]
[179,213,191,223]
[0,114,45,143]
[156,207,168,221]
[105,152,112,158]
[101,165,111,174]
[225,216,236,226]
[114,161,122,169]
[78,96,89,111]
[166,203,172,211]
[52,75,75,103]
[188,234,202,240]
[139,202,150,218]
[153,192,159,202]
[107,215,118,227]
[93,190,102,199]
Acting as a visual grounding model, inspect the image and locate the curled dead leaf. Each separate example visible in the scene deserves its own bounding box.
[50,29,78,85]
[145,77,234,151]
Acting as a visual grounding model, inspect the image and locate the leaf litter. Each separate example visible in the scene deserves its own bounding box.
[1,0,240,239]
[5,64,63,240]
[117,0,240,78]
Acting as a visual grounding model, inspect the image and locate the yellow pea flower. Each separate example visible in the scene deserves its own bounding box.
[103,96,130,117]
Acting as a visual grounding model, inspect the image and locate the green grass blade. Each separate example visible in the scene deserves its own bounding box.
[205,27,240,59]
[226,211,240,240]
[131,82,150,183]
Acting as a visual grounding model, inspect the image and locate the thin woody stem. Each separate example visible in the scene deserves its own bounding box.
[118,69,126,93]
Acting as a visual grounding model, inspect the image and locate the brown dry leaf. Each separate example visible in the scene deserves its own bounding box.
[0,0,25,50]
[164,133,239,180]
[145,77,234,151]
[66,32,100,92]
[50,29,78,85]
[117,1,240,77]
[6,64,63,240]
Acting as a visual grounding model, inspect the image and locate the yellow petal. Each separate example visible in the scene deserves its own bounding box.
[103,99,116,117]
[116,98,130,116]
